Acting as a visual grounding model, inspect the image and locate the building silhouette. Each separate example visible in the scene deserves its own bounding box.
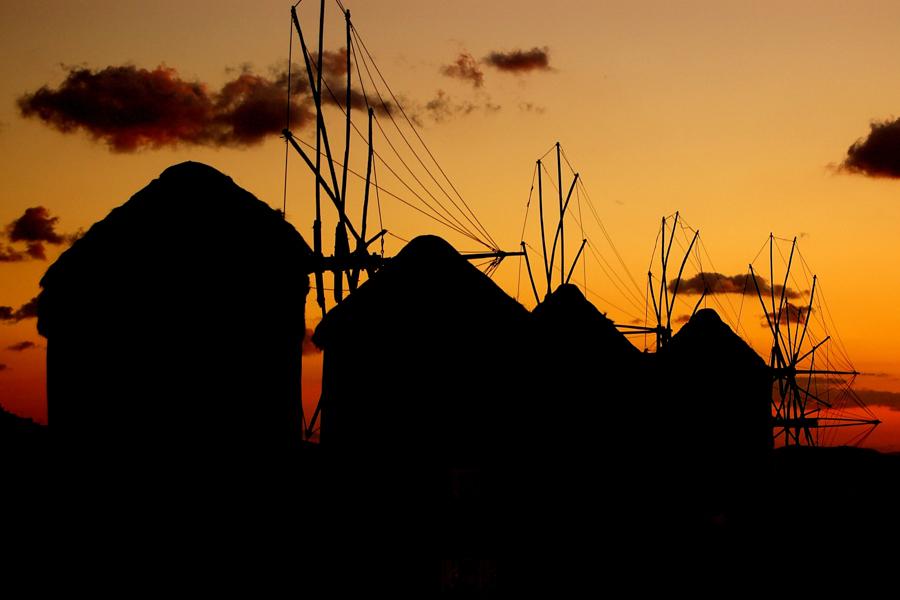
[38,162,311,463]
[654,308,773,525]
[312,235,532,550]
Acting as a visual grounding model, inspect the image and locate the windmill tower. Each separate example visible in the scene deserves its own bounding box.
[282,0,521,440]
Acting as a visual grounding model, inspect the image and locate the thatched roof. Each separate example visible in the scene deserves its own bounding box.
[314,235,527,348]
[38,161,311,337]
[660,308,765,370]
[531,283,640,361]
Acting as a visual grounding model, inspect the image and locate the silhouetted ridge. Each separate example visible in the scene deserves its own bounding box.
[38,161,311,461]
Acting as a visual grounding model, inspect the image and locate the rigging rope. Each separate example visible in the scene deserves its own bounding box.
[292,134,478,241]
[302,46,488,247]
[291,3,497,251]
[348,23,498,249]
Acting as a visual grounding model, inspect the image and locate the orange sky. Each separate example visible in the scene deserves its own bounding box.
[2,1,900,449]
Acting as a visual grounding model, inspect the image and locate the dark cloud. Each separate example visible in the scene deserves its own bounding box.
[0,207,73,262]
[8,206,64,245]
[302,328,321,355]
[855,389,900,411]
[764,302,811,325]
[671,272,801,300]
[18,56,494,149]
[214,71,313,145]
[440,52,484,88]
[0,364,6,372]
[841,118,900,178]
[484,47,551,73]
[25,243,47,259]
[322,84,395,116]
[674,315,691,324]
[0,245,28,263]
[7,341,36,352]
[0,297,38,323]
[17,64,315,152]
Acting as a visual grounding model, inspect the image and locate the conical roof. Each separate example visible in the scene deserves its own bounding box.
[531,284,640,360]
[660,308,765,370]
[39,161,310,337]
[311,235,531,458]
[314,235,527,348]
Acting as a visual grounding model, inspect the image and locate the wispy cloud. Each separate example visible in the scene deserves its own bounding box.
[6,341,36,352]
[0,297,38,323]
[440,52,484,88]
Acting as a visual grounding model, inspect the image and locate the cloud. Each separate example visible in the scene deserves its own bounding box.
[422,90,501,123]
[484,47,551,73]
[841,118,900,178]
[0,245,28,263]
[7,341,36,352]
[855,389,900,411]
[764,302,811,326]
[18,64,315,152]
[674,315,691,324]
[302,328,321,355]
[671,272,801,300]
[0,296,38,323]
[519,102,546,114]
[213,71,313,146]
[440,52,484,88]
[319,48,349,78]
[322,83,395,116]
[0,364,6,372]
[8,206,64,245]
[20,55,510,149]
[0,207,73,262]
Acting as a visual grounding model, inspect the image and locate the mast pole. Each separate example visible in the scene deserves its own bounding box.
[557,142,564,286]
[341,9,351,208]
[522,241,541,304]
[565,239,588,285]
[667,229,699,331]
[537,160,550,297]
[360,108,374,243]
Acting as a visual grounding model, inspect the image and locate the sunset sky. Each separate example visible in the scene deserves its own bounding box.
[2,0,900,450]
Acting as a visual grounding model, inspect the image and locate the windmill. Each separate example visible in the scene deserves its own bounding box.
[748,234,879,446]
[281,0,521,440]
